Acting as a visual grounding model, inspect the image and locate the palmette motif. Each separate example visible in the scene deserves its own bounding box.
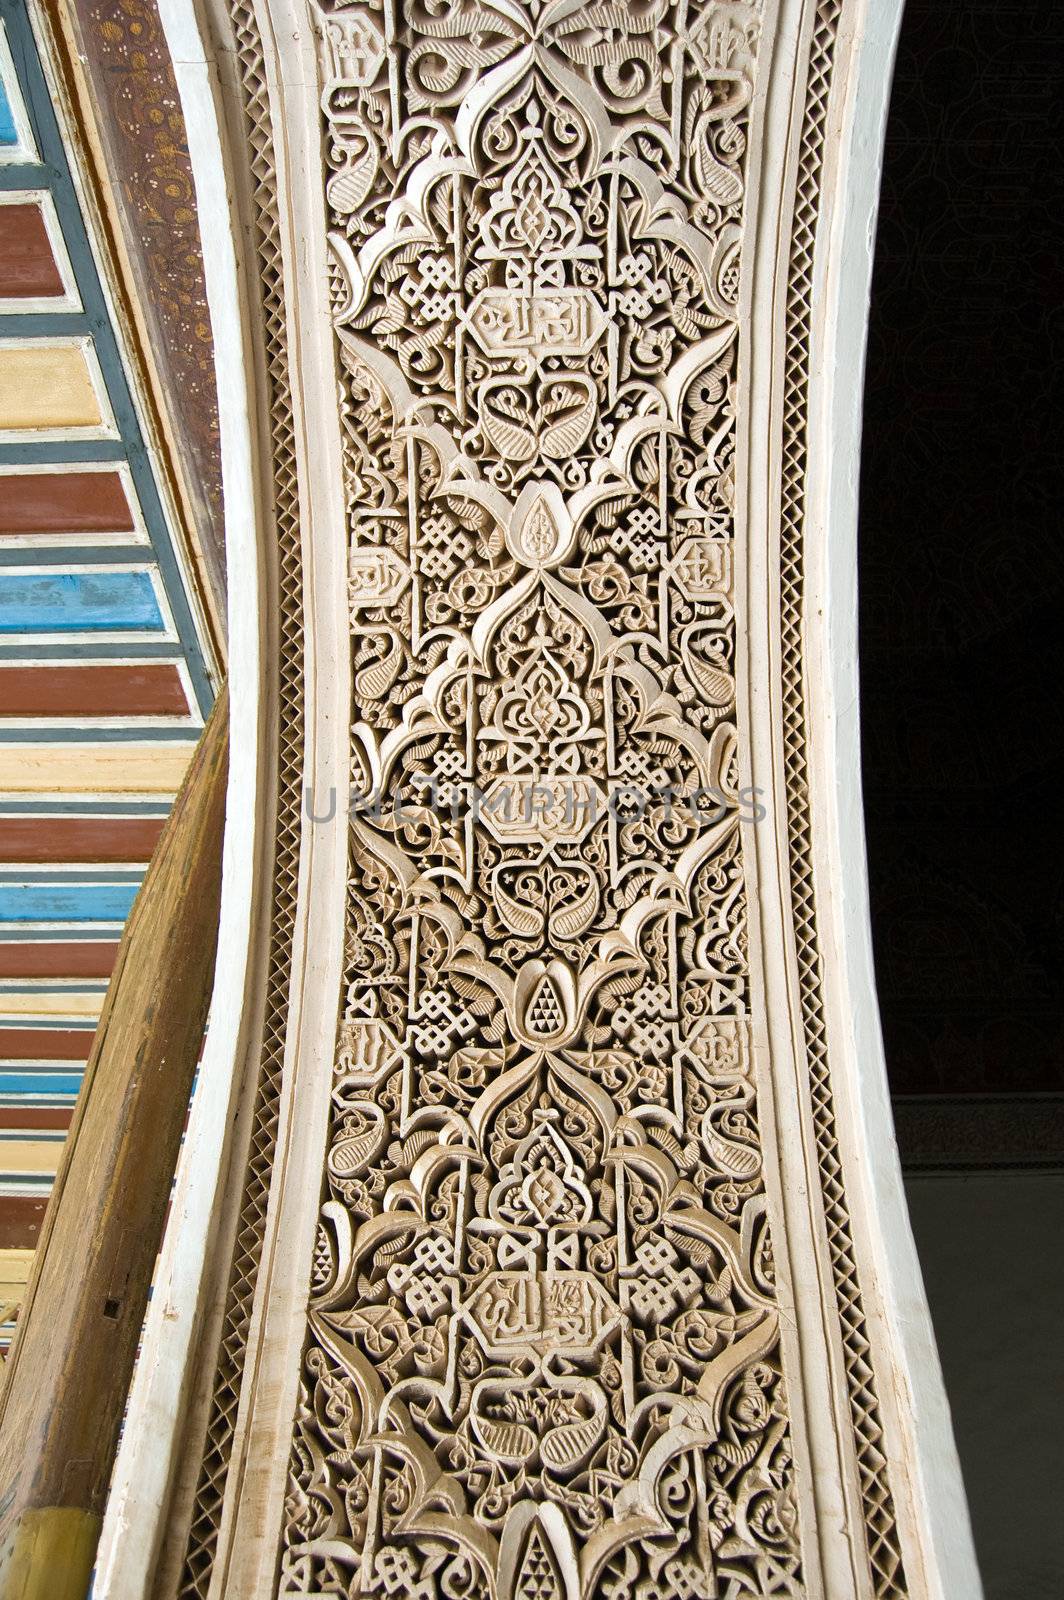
[282,4,804,1595]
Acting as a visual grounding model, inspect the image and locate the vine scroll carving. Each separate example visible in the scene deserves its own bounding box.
[282,5,801,1597]
[144,0,961,1595]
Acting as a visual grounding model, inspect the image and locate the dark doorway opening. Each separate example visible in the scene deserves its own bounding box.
[859,1,1063,1595]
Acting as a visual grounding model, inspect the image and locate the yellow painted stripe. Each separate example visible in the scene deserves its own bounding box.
[0,344,103,430]
[0,1507,100,1600]
[0,1250,32,1323]
[0,993,103,1019]
[0,1140,63,1175]
[0,743,193,794]
[0,1248,33,1284]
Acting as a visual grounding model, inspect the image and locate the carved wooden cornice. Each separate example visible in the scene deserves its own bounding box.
[44,0,226,614]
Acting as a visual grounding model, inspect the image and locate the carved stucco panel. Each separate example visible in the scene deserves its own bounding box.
[279,5,803,1597]
[136,0,974,1596]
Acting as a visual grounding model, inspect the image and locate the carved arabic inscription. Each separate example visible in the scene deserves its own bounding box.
[282,4,803,1596]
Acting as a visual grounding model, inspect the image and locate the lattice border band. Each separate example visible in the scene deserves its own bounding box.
[777,1,907,1591]
[177,1,306,1588]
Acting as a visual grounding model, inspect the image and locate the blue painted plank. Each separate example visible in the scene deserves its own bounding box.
[0,640,184,661]
[0,570,164,633]
[0,78,17,144]
[0,800,170,814]
[0,1073,82,1095]
[0,881,139,922]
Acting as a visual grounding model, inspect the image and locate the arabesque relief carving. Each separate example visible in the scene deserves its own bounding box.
[281,4,805,1596]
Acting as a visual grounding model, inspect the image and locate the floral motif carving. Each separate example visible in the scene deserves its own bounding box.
[281,5,803,1597]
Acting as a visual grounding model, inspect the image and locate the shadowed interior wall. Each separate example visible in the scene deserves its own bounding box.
[860,0,1064,1103]
[862,2,1064,1596]
[904,1174,1064,1600]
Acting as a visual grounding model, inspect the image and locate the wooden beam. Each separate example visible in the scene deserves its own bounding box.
[0,685,229,1600]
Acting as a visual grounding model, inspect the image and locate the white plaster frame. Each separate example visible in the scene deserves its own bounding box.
[93,0,275,1588]
[802,1,981,1592]
[93,0,983,1594]
[192,0,351,1589]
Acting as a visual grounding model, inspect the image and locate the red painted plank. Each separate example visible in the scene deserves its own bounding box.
[0,471,135,535]
[0,1106,71,1130]
[0,204,65,299]
[0,943,118,978]
[0,1196,49,1250]
[0,664,188,718]
[0,1028,93,1061]
[0,817,164,864]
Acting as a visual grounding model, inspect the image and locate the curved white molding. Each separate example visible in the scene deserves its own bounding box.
[94,0,273,1591]
[201,0,352,1589]
[803,0,981,1593]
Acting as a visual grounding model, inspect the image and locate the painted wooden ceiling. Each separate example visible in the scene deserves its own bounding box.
[0,0,218,1334]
